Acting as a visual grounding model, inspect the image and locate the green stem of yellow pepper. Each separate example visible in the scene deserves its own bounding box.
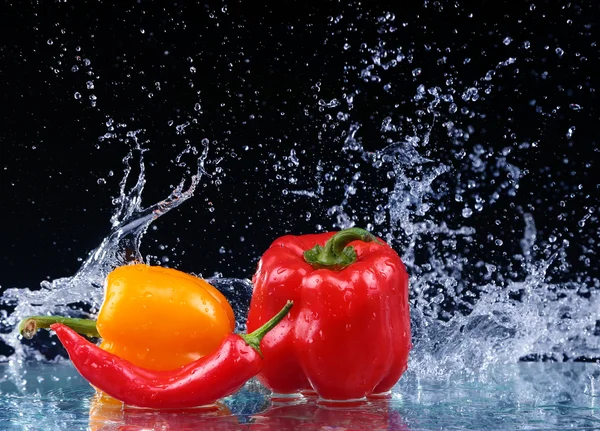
[18,316,98,339]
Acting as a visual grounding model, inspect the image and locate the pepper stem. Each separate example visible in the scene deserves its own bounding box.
[18,316,99,339]
[240,301,293,357]
[303,227,383,270]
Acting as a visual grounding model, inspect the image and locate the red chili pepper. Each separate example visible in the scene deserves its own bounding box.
[51,301,293,409]
[247,227,411,400]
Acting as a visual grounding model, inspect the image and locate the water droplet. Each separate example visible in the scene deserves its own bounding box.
[74,92,81,100]
[318,98,340,108]
[569,104,582,111]
[462,207,473,218]
[432,293,444,304]
[412,68,422,77]
[578,214,591,227]
[503,37,512,45]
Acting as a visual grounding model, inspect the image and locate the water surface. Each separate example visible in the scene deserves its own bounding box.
[2,362,598,430]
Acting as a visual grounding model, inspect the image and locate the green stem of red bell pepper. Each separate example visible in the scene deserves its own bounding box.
[240,300,293,357]
[303,227,383,270]
[18,316,99,339]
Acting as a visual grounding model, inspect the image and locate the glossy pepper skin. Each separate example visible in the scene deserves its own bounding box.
[51,301,293,409]
[247,228,411,400]
[97,264,235,370]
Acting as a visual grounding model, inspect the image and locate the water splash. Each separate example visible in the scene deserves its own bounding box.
[313,8,599,377]
[0,135,212,365]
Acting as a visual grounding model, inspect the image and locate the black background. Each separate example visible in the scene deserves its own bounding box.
[1,0,598,306]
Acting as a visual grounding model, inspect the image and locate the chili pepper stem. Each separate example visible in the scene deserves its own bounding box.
[18,316,99,339]
[240,301,293,357]
[304,227,383,270]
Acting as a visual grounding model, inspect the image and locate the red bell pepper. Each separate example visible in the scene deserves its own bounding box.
[247,227,411,400]
[51,301,293,409]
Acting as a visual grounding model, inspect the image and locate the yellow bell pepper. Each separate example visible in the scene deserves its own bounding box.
[96,264,235,370]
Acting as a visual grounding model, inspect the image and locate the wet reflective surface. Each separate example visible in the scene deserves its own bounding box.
[1,362,598,430]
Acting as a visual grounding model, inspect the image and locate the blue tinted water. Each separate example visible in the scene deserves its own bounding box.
[1,362,598,430]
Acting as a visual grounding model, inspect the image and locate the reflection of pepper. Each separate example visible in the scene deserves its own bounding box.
[250,401,317,430]
[51,301,293,408]
[98,264,236,370]
[88,393,238,431]
[250,396,409,431]
[247,228,411,400]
